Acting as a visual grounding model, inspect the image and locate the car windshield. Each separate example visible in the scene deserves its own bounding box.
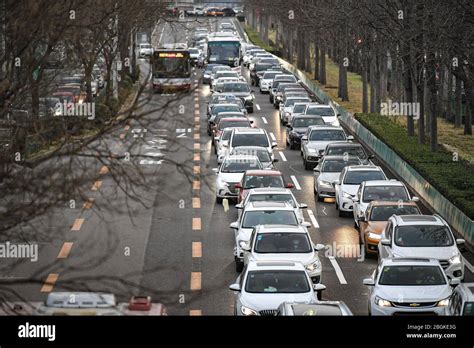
[273,79,296,88]
[221,158,260,173]
[245,270,310,293]
[244,175,284,189]
[463,303,474,315]
[223,83,250,93]
[394,225,454,247]
[306,107,335,116]
[213,105,241,114]
[254,233,312,253]
[219,120,249,130]
[221,130,232,141]
[205,65,219,73]
[217,72,239,79]
[293,104,308,114]
[140,44,151,48]
[259,59,279,66]
[232,134,269,147]
[362,186,409,202]
[343,170,385,185]
[322,159,360,172]
[247,194,296,208]
[379,266,446,286]
[242,210,298,228]
[212,66,231,74]
[285,99,310,107]
[328,147,367,159]
[256,64,272,72]
[292,117,325,128]
[309,130,346,141]
[263,72,281,80]
[370,205,420,221]
[233,148,271,163]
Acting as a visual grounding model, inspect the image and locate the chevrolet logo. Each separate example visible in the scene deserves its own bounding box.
[409,303,420,307]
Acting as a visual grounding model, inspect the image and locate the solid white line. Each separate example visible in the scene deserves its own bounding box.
[290,175,301,190]
[279,151,287,162]
[158,24,166,46]
[262,117,268,124]
[269,132,276,141]
[328,256,348,285]
[256,104,261,111]
[307,209,320,228]
[463,256,474,273]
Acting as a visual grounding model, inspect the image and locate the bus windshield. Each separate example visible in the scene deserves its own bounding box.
[152,51,190,78]
[208,41,240,65]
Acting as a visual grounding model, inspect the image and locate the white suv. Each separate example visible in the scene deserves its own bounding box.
[229,128,277,161]
[364,258,458,316]
[138,43,153,58]
[378,214,465,281]
[303,104,339,126]
[230,201,311,272]
[241,224,324,284]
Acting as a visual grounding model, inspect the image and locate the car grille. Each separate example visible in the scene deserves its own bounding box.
[228,182,238,194]
[307,156,318,161]
[259,309,278,316]
[392,312,437,316]
[439,260,449,269]
[392,301,437,308]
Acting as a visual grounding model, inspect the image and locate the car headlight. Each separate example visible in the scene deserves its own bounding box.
[367,233,382,240]
[285,112,290,117]
[245,95,253,101]
[449,255,461,264]
[343,192,353,199]
[241,305,258,316]
[319,180,332,187]
[375,296,392,307]
[218,179,229,187]
[305,259,320,272]
[437,298,450,307]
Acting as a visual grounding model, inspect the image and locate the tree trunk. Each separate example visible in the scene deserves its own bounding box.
[314,39,319,81]
[362,52,369,113]
[464,82,473,135]
[427,52,438,152]
[417,77,425,144]
[369,50,377,113]
[446,72,453,122]
[454,76,462,128]
[320,41,326,84]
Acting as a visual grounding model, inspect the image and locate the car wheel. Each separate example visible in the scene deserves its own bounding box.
[317,290,322,301]
[338,208,345,217]
[354,219,359,230]
[304,158,311,170]
[235,258,244,272]
[269,96,273,103]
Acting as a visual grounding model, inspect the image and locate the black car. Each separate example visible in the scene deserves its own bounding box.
[320,143,374,164]
[250,63,273,86]
[220,82,255,113]
[222,8,236,16]
[286,116,325,149]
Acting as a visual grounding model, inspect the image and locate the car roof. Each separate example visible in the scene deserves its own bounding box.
[327,143,363,148]
[219,117,249,122]
[246,260,305,271]
[246,201,294,210]
[286,303,345,316]
[322,155,360,161]
[307,104,332,109]
[247,187,293,194]
[346,165,382,171]
[225,154,259,161]
[255,224,308,234]
[363,180,404,187]
[368,200,419,207]
[233,128,266,134]
[392,214,444,226]
[231,146,269,151]
[381,258,442,267]
[308,125,343,131]
[244,170,283,176]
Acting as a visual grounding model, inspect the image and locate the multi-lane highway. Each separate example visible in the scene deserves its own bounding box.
[1,16,473,316]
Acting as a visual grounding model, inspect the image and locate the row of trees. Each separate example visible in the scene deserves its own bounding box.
[244,0,473,151]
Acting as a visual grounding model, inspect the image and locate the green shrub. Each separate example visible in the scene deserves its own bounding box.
[244,26,278,54]
[355,113,474,219]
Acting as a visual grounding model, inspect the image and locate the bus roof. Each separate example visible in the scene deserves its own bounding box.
[159,43,188,50]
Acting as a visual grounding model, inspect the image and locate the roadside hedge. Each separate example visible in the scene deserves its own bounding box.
[244,26,280,56]
[355,114,474,219]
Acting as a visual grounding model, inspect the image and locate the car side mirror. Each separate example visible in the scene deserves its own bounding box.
[449,278,461,286]
[337,113,341,117]
[301,221,311,228]
[313,283,326,292]
[314,243,325,251]
[301,136,308,141]
[249,120,254,124]
[334,180,340,185]
[456,239,465,246]
[212,168,219,173]
[239,241,250,251]
[229,283,241,292]
[381,238,391,246]
[299,203,308,209]
[273,158,279,163]
[286,183,295,188]
[411,196,420,202]
[286,124,292,129]
[347,135,354,140]
[313,168,320,173]
[318,150,324,155]
[229,222,239,229]
[235,203,243,209]
[271,142,278,148]
[363,278,375,286]
[235,183,242,189]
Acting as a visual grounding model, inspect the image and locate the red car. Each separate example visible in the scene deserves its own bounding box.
[235,170,295,203]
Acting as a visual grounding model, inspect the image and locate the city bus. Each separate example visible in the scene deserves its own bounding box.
[207,35,241,71]
[152,44,191,93]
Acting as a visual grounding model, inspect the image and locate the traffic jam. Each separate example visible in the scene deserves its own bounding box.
[195,20,470,316]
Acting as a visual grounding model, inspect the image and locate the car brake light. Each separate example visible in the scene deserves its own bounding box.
[128,296,152,311]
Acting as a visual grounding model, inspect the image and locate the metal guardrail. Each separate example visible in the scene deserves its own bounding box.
[273,53,474,248]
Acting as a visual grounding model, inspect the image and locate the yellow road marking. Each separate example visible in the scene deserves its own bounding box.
[194,133,200,140]
[83,198,94,209]
[194,103,199,109]
[193,180,200,190]
[91,181,102,191]
[41,273,59,293]
[193,153,200,161]
[192,242,202,258]
[223,199,229,212]
[190,272,202,290]
[193,166,200,174]
[192,218,201,230]
[189,309,202,316]
[192,197,201,209]
[99,166,109,175]
[194,143,200,150]
[71,218,84,231]
[57,242,73,259]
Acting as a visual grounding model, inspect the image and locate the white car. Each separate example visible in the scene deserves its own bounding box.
[286,102,310,124]
[378,214,465,281]
[230,201,311,271]
[335,165,387,216]
[229,128,277,162]
[211,71,241,89]
[447,283,474,315]
[229,261,325,316]
[243,49,266,67]
[241,224,324,284]
[259,70,283,93]
[138,43,153,58]
[216,128,234,162]
[301,126,353,170]
[303,104,339,126]
[237,187,308,223]
[364,258,458,316]
[214,155,262,203]
[353,180,418,228]
[279,97,312,124]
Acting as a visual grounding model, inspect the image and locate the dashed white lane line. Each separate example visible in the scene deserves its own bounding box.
[256,104,261,111]
[279,151,287,162]
[328,256,348,285]
[306,209,320,228]
[269,132,276,141]
[262,117,268,124]
[290,175,301,190]
[463,256,474,273]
